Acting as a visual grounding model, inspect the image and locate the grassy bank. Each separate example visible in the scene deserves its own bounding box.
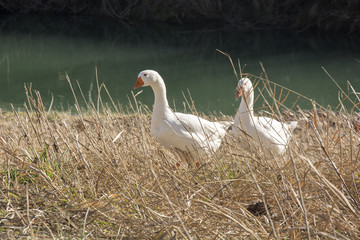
[0,71,359,239]
[1,0,359,32]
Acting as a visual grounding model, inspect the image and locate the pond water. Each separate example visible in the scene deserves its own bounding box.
[0,16,359,115]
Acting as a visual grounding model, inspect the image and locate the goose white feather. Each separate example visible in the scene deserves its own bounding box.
[134,70,230,156]
[232,78,297,155]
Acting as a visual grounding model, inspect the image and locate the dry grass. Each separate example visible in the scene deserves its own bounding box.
[0,70,360,239]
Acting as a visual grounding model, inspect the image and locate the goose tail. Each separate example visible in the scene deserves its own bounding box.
[289,121,298,133]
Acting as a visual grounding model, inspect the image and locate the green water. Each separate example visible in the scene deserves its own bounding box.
[0,16,359,115]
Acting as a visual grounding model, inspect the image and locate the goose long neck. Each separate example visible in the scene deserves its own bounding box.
[239,88,254,117]
[151,78,169,115]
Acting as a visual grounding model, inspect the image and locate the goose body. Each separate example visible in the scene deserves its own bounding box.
[233,78,297,155]
[134,70,230,156]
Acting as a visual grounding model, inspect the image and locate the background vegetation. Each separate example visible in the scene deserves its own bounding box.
[0,0,359,32]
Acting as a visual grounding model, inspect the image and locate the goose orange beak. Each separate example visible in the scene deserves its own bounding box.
[236,86,243,98]
[134,76,144,89]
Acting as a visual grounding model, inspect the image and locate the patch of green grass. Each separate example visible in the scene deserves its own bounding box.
[2,169,38,185]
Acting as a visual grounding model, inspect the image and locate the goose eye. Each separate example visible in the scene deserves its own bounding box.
[144,73,147,77]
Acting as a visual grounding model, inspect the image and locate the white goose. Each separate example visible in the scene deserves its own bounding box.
[233,78,297,155]
[134,70,230,156]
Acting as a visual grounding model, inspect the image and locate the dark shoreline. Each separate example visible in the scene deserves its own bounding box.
[1,1,360,32]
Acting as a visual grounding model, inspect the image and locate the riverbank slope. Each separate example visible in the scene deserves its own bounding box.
[0,88,359,238]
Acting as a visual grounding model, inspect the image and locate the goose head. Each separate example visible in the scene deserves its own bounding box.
[134,70,160,89]
[236,78,253,99]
